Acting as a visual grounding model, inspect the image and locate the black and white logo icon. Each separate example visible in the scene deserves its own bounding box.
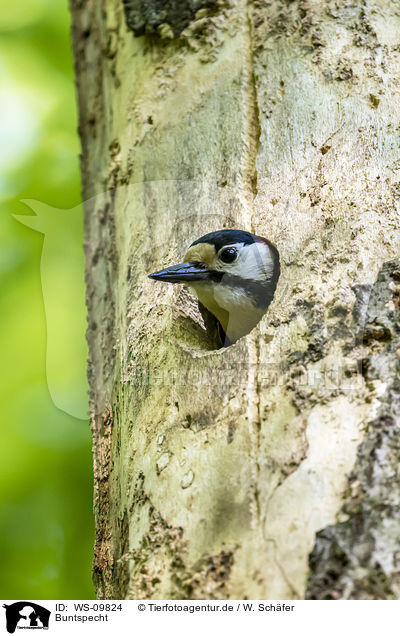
[3,602,50,633]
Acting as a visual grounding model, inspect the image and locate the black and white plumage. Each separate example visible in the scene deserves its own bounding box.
[149,229,280,346]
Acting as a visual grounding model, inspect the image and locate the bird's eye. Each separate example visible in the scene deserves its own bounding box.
[219,247,238,264]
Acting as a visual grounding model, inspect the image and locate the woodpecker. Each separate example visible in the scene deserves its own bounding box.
[149,229,280,346]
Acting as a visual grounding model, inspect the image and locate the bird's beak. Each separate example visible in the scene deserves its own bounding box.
[149,261,211,283]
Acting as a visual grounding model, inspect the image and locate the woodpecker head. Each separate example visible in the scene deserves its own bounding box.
[149,229,280,346]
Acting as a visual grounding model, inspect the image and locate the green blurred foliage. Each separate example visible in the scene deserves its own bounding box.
[0,0,95,598]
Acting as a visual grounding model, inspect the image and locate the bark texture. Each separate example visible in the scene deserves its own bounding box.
[70,0,400,599]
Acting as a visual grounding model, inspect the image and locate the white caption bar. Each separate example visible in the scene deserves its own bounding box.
[1,599,399,635]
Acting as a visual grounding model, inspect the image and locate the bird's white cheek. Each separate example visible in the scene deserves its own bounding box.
[189,282,254,313]
[187,283,230,326]
[188,283,220,313]
[213,284,251,312]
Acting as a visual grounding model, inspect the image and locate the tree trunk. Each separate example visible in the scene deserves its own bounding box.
[70,0,400,599]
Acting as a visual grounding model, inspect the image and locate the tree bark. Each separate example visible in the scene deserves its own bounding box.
[70,0,400,599]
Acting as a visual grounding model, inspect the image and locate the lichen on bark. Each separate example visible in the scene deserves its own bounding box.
[306,260,400,600]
